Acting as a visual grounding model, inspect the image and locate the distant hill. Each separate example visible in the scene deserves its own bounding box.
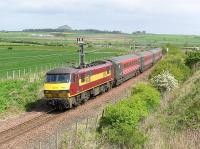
[57,25,72,31]
[23,25,72,32]
[22,25,123,34]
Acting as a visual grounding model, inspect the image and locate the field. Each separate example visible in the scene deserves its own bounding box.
[1,31,200,79]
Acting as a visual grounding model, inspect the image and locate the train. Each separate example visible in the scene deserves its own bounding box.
[43,48,162,110]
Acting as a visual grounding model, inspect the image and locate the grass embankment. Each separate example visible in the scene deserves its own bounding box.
[0,78,42,117]
[142,47,200,148]
[143,70,200,149]
[97,46,200,148]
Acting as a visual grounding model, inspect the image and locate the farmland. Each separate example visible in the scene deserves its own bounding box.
[1,31,200,79]
[0,32,132,78]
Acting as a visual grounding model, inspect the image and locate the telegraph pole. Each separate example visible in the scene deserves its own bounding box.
[77,38,85,68]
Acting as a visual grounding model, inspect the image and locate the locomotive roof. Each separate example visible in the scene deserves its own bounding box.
[46,67,78,75]
[110,54,139,62]
[46,61,111,75]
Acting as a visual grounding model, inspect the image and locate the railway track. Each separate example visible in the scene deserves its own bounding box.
[0,67,155,148]
[0,108,59,145]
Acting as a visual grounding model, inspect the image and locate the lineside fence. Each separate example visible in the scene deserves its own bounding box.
[0,56,113,81]
[26,113,103,149]
[25,87,132,149]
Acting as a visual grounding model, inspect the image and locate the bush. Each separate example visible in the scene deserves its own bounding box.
[99,83,161,147]
[131,83,161,111]
[151,71,178,93]
[150,55,190,82]
[8,46,13,50]
[185,51,200,68]
[102,124,147,148]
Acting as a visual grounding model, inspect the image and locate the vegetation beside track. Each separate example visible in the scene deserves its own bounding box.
[0,78,42,116]
[94,45,200,148]
[98,83,161,148]
[150,44,191,82]
[142,69,200,149]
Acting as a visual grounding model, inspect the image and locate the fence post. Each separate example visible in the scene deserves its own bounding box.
[24,68,25,76]
[75,122,78,135]
[39,141,42,149]
[12,70,15,80]
[85,118,89,132]
[18,69,20,78]
[95,114,99,128]
[40,65,42,74]
[7,71,8,79]
[69,136,72,149]
[56,131,58,149]
[36,66,38,73]
[34,73,36,81]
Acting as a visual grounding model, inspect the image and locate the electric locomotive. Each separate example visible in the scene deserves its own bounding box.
[44,60,114,110]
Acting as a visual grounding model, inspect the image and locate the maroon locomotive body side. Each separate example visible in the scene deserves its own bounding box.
[69,61,114,97]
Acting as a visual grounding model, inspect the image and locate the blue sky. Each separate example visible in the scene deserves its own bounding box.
[0,0,200,34]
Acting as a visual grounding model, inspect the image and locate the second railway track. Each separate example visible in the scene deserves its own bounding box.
[0,108,58,145]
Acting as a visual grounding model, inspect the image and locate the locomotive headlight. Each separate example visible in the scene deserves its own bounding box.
[44,90,50,94]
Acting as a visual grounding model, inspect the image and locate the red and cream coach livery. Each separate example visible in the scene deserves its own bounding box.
[43,48,162,110]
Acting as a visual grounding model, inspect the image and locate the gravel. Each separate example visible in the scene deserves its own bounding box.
[0,67,153,149]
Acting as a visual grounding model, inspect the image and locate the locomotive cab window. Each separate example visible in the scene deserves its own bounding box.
[46,74,71,83]
[80,74,86,83]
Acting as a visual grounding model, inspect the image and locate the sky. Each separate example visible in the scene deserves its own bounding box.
[0,0,200,34]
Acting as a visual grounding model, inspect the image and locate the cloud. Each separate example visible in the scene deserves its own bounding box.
[2,0,200,14]
[0,0,200,34]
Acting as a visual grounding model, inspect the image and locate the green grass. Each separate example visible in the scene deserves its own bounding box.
[0,78,42,113]
[164,70,200,131]
[1,31,200,79]
[99,83,161,148]
[141,69,200,149]
[0,44,126,78]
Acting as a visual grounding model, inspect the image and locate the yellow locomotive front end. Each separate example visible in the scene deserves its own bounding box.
[43,68,77,110]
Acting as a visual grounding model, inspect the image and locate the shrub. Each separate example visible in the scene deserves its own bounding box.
[151,71,178,93]
[131,83,161,111]
[99,83,161,147]
[102,124,147,148]
[8,46,13,50]
[100,97,148,129]
[185,51,200,68]
[150,55,190,82]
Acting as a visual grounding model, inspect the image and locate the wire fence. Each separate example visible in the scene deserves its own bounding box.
[25,113,103,149]
[22,85,133,149]
[0,56,114,81]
